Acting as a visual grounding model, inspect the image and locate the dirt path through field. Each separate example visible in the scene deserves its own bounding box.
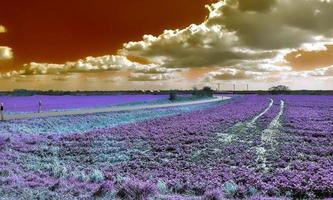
[250,99,274,124]
[216,98,274,143]
[214,98,286,172]
[3,96,230,121]
[256,100,285,172]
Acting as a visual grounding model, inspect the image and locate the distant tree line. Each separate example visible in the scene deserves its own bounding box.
[268,85,290,95]
[192,86,214,98]
[169,87,214,101]
[0,87,332,96]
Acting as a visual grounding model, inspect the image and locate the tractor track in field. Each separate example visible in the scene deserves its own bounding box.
[190,98,275,167]
[216,98,274,144]
[212,98,286,172]
[255,100,285,172]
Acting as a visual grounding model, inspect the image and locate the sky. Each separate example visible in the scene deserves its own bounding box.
[0,0,332,91]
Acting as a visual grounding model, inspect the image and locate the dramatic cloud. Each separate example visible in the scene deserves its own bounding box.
[121,0,333,77]
[285,44,333,70]
[121,23,277,69]
[0,46,13,60]
[207,0,333,50]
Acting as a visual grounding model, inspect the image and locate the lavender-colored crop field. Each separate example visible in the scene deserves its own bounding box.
[0,95,167,113]
[0,95,332,199]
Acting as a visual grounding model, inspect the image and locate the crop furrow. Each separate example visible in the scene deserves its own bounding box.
[216,98,274,145]
[255,100,285,172]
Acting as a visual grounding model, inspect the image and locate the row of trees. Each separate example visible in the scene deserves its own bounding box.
[169,87,213,101]
[169,85,293,100]
[3,85,331,97]
[268,85,290,94]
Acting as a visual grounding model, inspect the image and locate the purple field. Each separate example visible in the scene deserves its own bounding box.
[0,95,167,113]
[0,95,332,199]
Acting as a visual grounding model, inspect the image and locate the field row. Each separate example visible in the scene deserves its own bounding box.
[0,95,167,113]
[0,95,332,199]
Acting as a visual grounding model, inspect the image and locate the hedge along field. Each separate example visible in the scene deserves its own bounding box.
[0,95,167,113]
[0,95,332,199]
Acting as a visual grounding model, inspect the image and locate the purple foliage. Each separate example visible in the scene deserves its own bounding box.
[0,136,10,148]
[116,179,157,200]
[93,181,113,197]
[203,189,224,200]
[0,94,166,113]
[0,95,332,199]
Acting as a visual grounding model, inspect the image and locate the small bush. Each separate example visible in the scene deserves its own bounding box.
[202,86,214,97]
[49,161,68,178]
[0,137,10,147]
[48,181,60,192]
[268,85,290,95]
[248,186,257,196]
[169,91,178,101]
[35,191,62,200]
[49,146,60,156]
[223,181,238,198]
[116,179,157,200]
[74,171,88,182]
[192,86,214,98]
[203,189,224,200]
[0,169,10,177]
[157,180,169,194]
[93,181,113,197]
[89,170,104,183]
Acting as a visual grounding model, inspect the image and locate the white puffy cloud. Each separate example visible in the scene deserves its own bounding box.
[0,54,185,83]
[121,23,279,69]
[133,65,183,74]
[0,46,13,60]
[0,26,14,61]
[301,66,333,77]
[207,65,333,83]
[129,73,174,82]
[19,63,67,75]
[129,66,182,82]
[72,55,143,72]
[122,24,242,68]
[0,25,7,33]
[2,55,155,76]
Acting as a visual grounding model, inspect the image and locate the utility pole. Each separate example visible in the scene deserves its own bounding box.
[218,83,221,92]
[247,84,249,91]
[233,84,236,92]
